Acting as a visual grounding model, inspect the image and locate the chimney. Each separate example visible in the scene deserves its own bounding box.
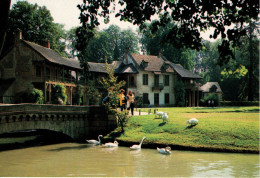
[158,49,162,58]
[14,29,22,44]
[42,41,50,48]
[124,47,129,64]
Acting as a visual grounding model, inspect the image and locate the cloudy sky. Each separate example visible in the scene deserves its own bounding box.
[11,0,213,40]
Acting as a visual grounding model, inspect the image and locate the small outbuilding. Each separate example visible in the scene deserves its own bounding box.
[200,82,223,100]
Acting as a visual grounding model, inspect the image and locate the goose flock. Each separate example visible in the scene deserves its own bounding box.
[86,135,171,154]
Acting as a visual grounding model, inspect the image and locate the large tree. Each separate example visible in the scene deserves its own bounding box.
[4,1,67,57]
[70,25,139,63]
[140,21,196,71]
[76,0,259,66]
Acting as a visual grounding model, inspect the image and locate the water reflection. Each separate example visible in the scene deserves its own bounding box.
[0,143,258,177]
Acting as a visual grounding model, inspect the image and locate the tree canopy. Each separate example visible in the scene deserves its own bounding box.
[76,0,259,65]
[69,24,139,63]
[4,1,67,57]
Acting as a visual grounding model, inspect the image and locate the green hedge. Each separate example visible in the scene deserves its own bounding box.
[220,101,259,106]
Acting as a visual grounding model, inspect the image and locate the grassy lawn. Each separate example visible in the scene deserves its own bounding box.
[113,106,259,153]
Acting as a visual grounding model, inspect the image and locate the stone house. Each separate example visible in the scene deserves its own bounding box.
[0,31,87,104]
[0,31,202,107]
[112,52,202,107]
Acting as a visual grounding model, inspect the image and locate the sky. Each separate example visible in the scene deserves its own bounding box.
[11,0,214,41]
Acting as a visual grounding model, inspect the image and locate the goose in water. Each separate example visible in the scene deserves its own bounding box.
[103,141,119,147]
[157,146,172,154]
[130,137,146,150]
[86,135,103,145]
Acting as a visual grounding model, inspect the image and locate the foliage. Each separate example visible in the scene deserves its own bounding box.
[134,95,143,108]
[220,101,259,107]
[5,1,67,57]
[113,107,259,153]
[86,80,102,105]
[26,88,43,104]
[175,80,185,107]
[73,85,83,105]
[200,93,220,107]
[52,84,67,104]
[221,64,248,79]
[73,24,139,64]
[99,62,127,132]
[140,21,195,70]
[77,0,259,65]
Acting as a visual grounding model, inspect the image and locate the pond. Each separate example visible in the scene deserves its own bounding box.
[0,143,259,177]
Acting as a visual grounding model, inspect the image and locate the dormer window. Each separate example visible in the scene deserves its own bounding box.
[140,60,148,68]
[210,85,217,92]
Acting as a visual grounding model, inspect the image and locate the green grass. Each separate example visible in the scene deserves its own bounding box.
[112,106,259,153]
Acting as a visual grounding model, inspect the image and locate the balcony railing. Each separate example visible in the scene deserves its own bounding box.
[152,83,164,91]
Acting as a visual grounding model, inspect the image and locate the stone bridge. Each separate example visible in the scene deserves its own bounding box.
[0,104,117,140]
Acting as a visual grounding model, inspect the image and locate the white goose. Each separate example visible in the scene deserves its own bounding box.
[157,146,172,154]
[130,137,146,150]
[86,135,103,145]
[103,141,119,147]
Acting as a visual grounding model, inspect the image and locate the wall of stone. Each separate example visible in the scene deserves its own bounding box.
[0,104,117,140]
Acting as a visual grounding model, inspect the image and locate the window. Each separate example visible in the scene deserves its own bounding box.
[143,93,149,105]
[165,93,169,104]
[36,66,41,77]
[154,93,159,105]
[164,75,169,86]
[143,74,148,85]
[154,75,159,86]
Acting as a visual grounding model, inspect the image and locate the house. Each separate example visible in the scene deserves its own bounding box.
[0,31,203,107]
[200,82,223,100]
[0,31,87,104]
[112,51,202,107]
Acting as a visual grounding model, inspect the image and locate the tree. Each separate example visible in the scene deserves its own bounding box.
[73,25,139,64]
[140,21,196,70]
[76,0,259,65]
[4,1,67,57]
[99,62,128,132]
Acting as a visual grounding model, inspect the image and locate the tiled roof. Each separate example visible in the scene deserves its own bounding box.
[200,82,222,93]
[130,53,201,79]
[23,40,81,69]
[88,62,107,73]
[169,63,202,79]
[130,53,165,72]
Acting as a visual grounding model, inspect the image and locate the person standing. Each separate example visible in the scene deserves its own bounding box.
[127,90,135,115]
[119,89,126,111]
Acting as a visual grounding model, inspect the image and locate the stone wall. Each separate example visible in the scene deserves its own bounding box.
[0,104,117,140]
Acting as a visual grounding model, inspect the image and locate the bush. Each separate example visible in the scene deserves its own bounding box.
[73,85,83,105]
[134,95,143,107]
[25,88,43,104]
[200,93,220,106]
[220,101,259,106]
[175,81,185,106]
[52,84,67,104]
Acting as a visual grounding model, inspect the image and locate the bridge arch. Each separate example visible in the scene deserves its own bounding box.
[0,104,117,140]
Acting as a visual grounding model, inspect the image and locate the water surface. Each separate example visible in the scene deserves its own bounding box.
[0,143,259,177]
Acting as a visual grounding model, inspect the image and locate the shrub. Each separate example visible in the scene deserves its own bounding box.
[52,84,67,104]
[73,85,83,105]
[200,93,220,106]
[134,95,143,107]
[175,81,185,106]
[26,88,43,104]
[220,101,259,106]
